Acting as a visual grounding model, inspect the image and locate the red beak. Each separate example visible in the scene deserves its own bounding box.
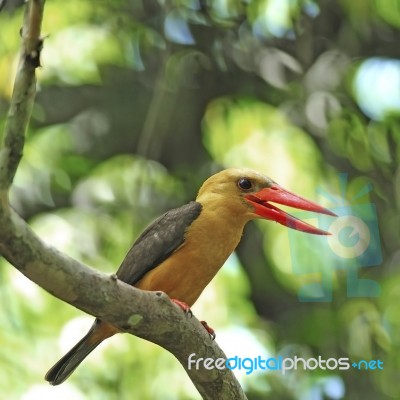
[245,185,336,235]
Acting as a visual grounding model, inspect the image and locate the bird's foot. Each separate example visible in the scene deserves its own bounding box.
[170,300,214,338]
[171,298,193,317]
[201,320,216,340]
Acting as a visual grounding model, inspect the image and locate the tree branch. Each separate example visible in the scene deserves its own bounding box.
[0,2,247,399]
[0,207,246,399]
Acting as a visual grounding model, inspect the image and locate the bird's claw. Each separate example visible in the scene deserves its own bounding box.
[201,320,216,340]
[171,299,193,317]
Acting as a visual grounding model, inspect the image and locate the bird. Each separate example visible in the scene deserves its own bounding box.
[45,167,335,385]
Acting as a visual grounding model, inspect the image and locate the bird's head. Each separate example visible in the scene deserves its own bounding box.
[197,168,336,235]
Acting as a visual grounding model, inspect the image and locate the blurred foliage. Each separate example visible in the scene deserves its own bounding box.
[0,0,400,399]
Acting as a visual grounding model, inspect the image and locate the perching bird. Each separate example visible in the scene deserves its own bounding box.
[45,168,335,385]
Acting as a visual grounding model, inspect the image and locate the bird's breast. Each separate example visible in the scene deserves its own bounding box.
[135,207,245,306]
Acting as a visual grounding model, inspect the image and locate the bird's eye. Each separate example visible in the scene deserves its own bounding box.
[238,177,252,190]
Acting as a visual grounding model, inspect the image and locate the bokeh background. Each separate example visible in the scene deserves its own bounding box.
[1,0,400,399]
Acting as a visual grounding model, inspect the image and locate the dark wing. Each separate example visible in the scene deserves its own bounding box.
[115,201,202,285]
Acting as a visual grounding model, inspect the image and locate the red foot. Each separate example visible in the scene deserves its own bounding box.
[201,320,216,340]
[171,299,193,317]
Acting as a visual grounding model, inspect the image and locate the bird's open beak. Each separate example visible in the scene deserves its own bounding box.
[245,185,336,235]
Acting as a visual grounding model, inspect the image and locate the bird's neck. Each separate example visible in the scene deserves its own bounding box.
[187,197,250,264]
[195,193,252,227]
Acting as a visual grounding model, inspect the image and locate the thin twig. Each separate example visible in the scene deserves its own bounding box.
[0,0,45,192]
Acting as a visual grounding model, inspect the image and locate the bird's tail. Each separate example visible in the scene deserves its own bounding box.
[45,319,117,385]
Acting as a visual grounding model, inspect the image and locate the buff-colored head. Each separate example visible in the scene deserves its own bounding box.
[196,168,335,234]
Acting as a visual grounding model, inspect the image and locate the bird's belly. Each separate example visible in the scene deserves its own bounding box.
[135,242,235,306]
